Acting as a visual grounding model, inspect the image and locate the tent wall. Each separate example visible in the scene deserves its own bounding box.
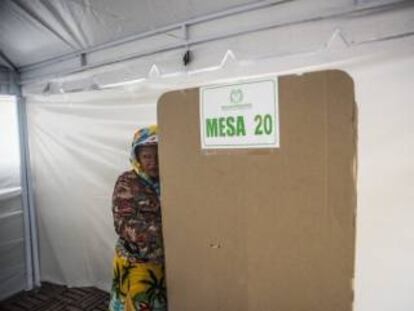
[352,56,414,311]
[25,90,159,290]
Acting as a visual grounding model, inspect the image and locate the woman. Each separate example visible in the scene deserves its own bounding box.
[109,125,167,311]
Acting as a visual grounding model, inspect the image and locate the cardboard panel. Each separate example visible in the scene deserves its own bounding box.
[158,70,356,311]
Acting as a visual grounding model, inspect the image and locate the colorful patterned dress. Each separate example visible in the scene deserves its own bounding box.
[109,169,167,311]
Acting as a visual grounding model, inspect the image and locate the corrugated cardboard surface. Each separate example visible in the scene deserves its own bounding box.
[158,70,356,311]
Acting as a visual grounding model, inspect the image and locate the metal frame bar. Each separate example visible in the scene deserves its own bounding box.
[10,71,41,289]
[0,50,18,71]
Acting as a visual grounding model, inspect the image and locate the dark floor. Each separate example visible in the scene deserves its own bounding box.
[0,282,109,311]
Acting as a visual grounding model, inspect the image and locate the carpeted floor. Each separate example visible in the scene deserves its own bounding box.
[0,282,109,311]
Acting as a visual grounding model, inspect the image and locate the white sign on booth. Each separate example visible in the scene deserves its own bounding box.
[200,79,279,149]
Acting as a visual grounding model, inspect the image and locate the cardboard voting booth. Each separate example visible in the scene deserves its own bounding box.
[158,70,356,311]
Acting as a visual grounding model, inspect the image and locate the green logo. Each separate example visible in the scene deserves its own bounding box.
[230,89,243,104]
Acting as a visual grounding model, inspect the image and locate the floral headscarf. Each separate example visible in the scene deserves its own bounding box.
[130,125,158,175]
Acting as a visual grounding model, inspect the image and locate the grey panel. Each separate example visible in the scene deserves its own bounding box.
[0,198,25,245]
[0,264,26,300]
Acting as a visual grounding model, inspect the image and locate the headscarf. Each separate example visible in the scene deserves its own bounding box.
[130,125,160,196]
[130,125,158,174]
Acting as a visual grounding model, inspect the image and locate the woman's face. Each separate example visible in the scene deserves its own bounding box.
[137,145,159,178]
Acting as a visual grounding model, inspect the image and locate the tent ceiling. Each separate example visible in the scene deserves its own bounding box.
[0,0,413,85]
[0,0,259,68]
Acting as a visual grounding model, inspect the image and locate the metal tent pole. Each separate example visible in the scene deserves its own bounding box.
[11,71,41,289]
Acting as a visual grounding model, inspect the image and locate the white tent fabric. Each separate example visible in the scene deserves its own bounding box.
[26,90,160,290]
[352,55,414,311]
[0,96,26,300]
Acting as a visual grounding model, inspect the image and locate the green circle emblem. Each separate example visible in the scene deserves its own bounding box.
[230,89,243,104]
